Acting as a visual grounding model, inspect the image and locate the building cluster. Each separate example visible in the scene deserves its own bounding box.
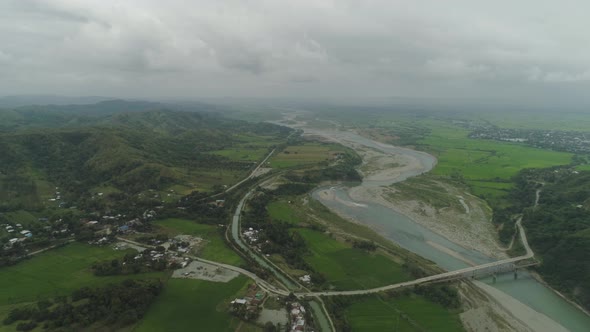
[47,187,65,207]
[288,302,309,332]
[85,209,156,238]
[243,227,260,243]
[299,274,311,284]
[230,284,266,320]
[2,222,33,249]
[469,126,590,154]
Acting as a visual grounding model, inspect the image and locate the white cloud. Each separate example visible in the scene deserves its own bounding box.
[0,0,589,102]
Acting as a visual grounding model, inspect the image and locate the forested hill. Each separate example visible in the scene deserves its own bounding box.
[0,99,225,131]
[0,102,292,212]
[517,169,590,310]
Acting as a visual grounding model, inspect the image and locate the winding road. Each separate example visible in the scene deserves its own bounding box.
[227,196,535,298]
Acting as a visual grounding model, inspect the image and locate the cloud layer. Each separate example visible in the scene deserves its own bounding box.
[1,0,589,104]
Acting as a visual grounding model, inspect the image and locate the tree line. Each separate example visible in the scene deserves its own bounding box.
[3,279,162,331]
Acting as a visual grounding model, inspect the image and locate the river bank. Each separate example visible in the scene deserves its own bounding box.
[273,114,590,331]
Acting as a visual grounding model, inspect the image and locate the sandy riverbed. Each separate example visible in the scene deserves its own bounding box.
[279,115,574,332]
[343,143,506,260]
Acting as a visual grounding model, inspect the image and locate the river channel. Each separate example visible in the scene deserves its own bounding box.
[306,128,590,332]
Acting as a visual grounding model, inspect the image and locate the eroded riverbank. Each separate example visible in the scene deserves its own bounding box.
[274,116,590,332]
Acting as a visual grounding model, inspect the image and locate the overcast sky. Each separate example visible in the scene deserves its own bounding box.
[1,0,590,106]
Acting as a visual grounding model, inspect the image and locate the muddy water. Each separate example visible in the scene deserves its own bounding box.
[309,129,590,332]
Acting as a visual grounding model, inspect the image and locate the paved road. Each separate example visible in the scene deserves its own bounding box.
[115,236,290,296]
[26,239,75,257]
[117,207,535,299]
[224,148,275,193]
[193,148,276,203]
[192,256,289,296]
[296,219,534,297]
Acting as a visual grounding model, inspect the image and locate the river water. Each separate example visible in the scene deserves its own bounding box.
[307,129,590,332]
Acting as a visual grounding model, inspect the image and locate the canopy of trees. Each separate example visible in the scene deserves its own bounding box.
[3,279,163,331]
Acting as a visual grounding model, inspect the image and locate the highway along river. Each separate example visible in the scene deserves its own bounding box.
[306,128,590,332]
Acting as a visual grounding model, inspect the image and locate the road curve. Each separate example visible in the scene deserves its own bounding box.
[117,214,534,299]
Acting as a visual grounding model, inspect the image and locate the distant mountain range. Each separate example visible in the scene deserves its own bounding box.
[0,95,113,108]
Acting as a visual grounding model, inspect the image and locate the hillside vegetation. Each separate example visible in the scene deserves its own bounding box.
[515,169,590,310]
[0,101,292,213]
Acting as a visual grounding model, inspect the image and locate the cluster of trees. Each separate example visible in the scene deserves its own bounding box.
[242,191,327,285]
[0,103,292,214]
[413,284,461,309]
[491,168,544,243]
[495,167,590,310]
[284,151,362,184]
[0,241,27,267]
[229,302,261,322]
[322,296,355,332]
[243,193,309,267]
[324,283,461,332]
[521,170,590,310]
[135,234,168,245]
[92,250,175,276]
[271,183,315,196]
[351,240,377,252]
[3,279,162,331]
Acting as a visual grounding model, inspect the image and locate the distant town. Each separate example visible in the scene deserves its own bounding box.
[467,124,590,155]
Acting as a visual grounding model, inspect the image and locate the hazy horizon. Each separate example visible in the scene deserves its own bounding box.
[1,1,590,108]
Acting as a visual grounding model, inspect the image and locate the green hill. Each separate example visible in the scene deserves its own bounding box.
[518,170,590,310]
[0,104,292,212]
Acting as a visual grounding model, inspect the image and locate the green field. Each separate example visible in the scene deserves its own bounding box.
[345,295,464,332]
[135,277,255,332]
[0,210,39,226]
[208,133,279,162]
[0,243,164,315]
[269,143,345,168]
[267,201,302,224]
[154,218,243,266]
[296,229,409,290]
[170,167,246,192]
[210,147,270,161]
[417,121,572,201]
[470,111,590,131]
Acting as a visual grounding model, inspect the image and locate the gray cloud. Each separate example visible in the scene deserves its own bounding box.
[0,0,589,105]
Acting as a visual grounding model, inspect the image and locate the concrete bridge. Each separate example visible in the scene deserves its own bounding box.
[296,218,536,297]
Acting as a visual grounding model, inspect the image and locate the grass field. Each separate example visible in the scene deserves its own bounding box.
[0,243,164,308]
[345,295,464,332]
[177,168,246,192]
[417,120,572,202]
[135,277,256,332]
[471,111,590,131]
[208,133,279,162]
[296,229,410,290]
[267,201,302,224]
[154,218,243,266]
[338,113,573,203]
[269,143,345,168]
[1,210,39,226]
[210,147,269,161]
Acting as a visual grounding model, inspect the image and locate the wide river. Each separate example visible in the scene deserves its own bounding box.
[306,128,590,332]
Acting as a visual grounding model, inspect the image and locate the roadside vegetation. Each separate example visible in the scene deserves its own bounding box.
[135,277,256,332]
[295,228,410,290]
[153,218,243,265]
[315,108,589,313]
[0,101,290,329]
[323,284,463,332]
[494,168,590,310]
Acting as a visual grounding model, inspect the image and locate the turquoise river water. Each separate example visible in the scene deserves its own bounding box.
[308,129,590,332]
